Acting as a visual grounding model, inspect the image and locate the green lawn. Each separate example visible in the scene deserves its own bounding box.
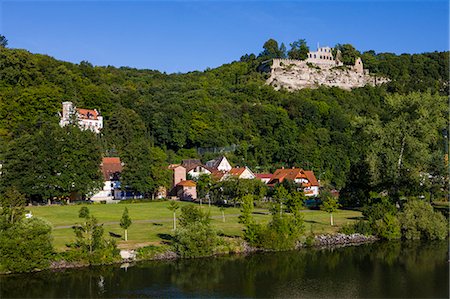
[27,201,362,251]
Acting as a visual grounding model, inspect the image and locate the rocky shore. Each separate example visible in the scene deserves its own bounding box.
[313,233,378,247]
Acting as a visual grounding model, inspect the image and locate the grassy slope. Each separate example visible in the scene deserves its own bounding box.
[27,201,362,251]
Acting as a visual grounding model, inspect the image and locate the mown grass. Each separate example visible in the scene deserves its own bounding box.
[27,201,362,251]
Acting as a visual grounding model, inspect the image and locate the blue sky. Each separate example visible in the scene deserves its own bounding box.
[1,1,448,73]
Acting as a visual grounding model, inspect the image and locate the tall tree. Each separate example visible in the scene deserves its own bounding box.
[260,38,285,59]
[0,124,103,202]
[333,43,361,65]
[121,139,171,198]
[360,92,447,198]
[288,39,309,60]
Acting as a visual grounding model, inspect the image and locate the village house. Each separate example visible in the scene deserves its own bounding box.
[205,156,232,172]
[255,173,273,184]
[182,159,212,179]
[228,166,256,179]
[59,101,103,133]
[268,167,320,197]
[91,157,123,202]
[168,164,197,201]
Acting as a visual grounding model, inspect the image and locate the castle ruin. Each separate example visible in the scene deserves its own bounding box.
[266,45,388,91]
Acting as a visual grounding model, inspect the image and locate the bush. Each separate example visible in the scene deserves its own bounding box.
[259,214,304,250]
[0,217,54,272]
[339,220,374,236]
[373,213,401,240]
[363,198,397,221]
[399,200,448,240]
[173,224,218,258]
[172,206,218,258]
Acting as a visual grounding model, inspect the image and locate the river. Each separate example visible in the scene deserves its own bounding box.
[1,241,448,298]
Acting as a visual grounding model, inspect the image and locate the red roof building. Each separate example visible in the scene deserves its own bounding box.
[268,167,319,197]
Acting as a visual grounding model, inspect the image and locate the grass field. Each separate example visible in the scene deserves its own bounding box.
[27,201,363,251]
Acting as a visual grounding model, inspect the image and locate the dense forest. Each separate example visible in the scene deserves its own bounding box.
[0,37,448,205]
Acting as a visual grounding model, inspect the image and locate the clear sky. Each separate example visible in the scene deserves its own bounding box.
[1,0,448,73]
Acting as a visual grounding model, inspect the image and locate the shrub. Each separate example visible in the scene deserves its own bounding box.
[363,198,397,221]
[373,213,401,240]
[259,213,304,250]
[399,200,448,240]
[339,220,374,236]
[0,217,54,272]
[173,206,218,258]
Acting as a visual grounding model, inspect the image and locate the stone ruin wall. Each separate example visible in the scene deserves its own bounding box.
[267,58,389,91]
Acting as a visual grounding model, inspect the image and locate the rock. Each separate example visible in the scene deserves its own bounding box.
[120,250,136,260]
[266,59,389,91]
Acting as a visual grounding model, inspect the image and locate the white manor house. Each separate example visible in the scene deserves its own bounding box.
[59,101,103,133]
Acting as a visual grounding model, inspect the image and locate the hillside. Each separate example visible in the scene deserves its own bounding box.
[0,43,448,204]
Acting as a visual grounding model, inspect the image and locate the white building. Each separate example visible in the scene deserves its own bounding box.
[206,156,232,172]
[91,157,123,203]
[60,101,103,133]
[306,46,343,67]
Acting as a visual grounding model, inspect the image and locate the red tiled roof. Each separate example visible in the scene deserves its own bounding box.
[303,170,319,186]
[211,170,227,181]
[268,168,319,186]
[177,180,196,187]
[101,157,122,180]
[229,167,246,176]
[77,108,99,120]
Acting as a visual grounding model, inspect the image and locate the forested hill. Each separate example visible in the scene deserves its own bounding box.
[0,43,448,203]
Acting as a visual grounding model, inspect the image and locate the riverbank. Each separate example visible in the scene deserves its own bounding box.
[45,233,378,273]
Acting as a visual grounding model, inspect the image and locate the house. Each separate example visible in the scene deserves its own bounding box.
[181,159,212,179]
[175,180,197,201]
[255,173,273,184]
[268,167,319,197]
[60,101,103,133]
[91,157,123,202]
[205,156,232,172]
[228,167,256,179]
[168,164,186,186]
[168,164,198,200]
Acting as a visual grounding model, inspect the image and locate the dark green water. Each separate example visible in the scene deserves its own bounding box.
[1,241,448,298]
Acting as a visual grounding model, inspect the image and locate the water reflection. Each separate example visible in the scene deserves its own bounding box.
[1,241,448,298]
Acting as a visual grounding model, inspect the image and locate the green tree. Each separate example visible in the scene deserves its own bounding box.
[73,207,104,255]
[334,43,361,65]
[0,124,103,202]
[167,200,180,230]
[272,185,290,216]
[0,187,26,228]
[121,139,171,198]
[120,207,132,241]
[360,92,447,198]
[288,39,309,60]
[0,217,53,272]
[260,38,285,59]
[0,35,7,48]
[320,193,341,226]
